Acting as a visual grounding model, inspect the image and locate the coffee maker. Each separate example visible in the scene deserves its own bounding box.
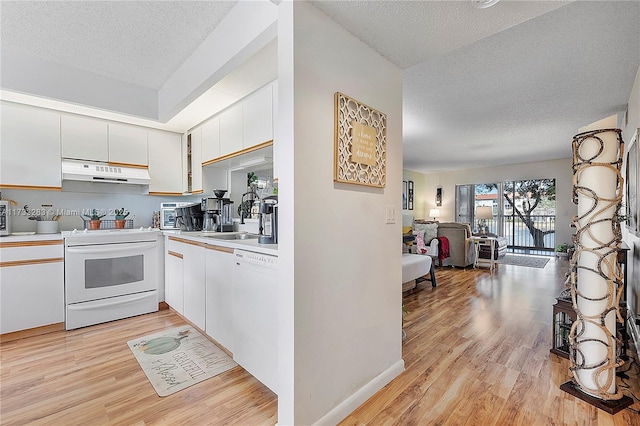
[175,202,203,231]
[258,195,278,244]
[201,190,234,232]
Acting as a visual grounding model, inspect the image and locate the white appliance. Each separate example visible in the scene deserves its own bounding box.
[62,159,151,185]
[63,228,160,329]
[232,249,279,394]
[160,201,192,230]
[0,200,10,236]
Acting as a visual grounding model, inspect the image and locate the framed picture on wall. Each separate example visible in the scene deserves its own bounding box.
[408,181,414,210]
[334,92,387,187]
[436,187,442,206]
[626,129,639,236]
[402,181,408,210]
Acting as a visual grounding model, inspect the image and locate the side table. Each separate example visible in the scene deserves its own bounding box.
[470,236,497,270]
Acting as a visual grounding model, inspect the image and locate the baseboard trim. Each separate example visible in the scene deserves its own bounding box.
[313,358,405,426]
[1,322,65,343]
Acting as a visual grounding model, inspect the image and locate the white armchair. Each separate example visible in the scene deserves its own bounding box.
[412,236,439,257]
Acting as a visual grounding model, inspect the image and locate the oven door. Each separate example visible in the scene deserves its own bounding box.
[65,240,158,304]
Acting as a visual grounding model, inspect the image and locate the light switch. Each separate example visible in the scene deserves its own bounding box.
[385,205,396,224]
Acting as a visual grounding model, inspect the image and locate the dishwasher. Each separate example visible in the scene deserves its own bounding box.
[232,249,279,394]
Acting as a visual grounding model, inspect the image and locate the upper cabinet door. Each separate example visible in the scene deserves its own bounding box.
[0,102,62,189]
[108,123,148,166]
[219,103,243,157]
[189,127,203,194]
[201,116,220,164]
[242,84,273,149]
[61,115,108,162]
[148,129,183,195]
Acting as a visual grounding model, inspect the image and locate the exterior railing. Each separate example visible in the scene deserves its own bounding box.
[475,214,556,251]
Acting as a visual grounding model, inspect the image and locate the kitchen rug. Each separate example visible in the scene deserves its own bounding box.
[127,326,237,397]
[497,254,550,269]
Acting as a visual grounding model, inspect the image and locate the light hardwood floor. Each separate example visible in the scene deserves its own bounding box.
[1,258,638,425]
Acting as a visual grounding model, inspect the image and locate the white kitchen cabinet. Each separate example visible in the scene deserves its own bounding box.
[201,116,220,164]
[182,240,206,330]
[219,103,243,157]
[242,84,273,149]
[205,244,235,352]
[61,114,108,162]
[165,237,205,330]
[0,240,64,334]
[148,129,183,195]
[188,126,203,194]
[164,237,184,315]
[108,123,148,166]
[0,102,62,189]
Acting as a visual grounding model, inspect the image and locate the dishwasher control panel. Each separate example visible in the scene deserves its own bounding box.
[234,249,278,269]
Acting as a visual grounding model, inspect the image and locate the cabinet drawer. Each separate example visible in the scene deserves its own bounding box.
[0,240,64,263]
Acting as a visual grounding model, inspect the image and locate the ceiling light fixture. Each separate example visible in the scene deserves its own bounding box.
[472,0,501,9]
[239,156,270,167]
[228,156,272,172]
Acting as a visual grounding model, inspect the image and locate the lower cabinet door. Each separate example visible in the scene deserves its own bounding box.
[182,243,205,330]
[165,248,184,315]
[205,245,234,352]
[1,261,64,334]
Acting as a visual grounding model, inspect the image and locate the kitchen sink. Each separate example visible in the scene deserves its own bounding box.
[201,232,259,240]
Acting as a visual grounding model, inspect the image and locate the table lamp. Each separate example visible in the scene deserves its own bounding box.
[429,208,440,221]
[476,206,493,235]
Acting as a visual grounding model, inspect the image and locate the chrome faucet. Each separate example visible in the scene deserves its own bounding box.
[240,190,259,225]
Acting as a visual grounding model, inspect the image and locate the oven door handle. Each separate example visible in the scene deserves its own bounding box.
[66,241,157,254]
[67,292,154,310]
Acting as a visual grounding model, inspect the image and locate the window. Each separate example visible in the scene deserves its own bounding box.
[456,178,556,252]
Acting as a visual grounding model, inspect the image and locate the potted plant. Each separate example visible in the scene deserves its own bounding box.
[555,243,570,259]
[83,209,106,230]
[114,207,129,229]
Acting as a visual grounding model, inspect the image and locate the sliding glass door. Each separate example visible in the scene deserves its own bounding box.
[455,178,556,252]
[503,179,556,252]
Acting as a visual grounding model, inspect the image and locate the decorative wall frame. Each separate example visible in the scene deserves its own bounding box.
[408,180,414,210]
[436,187,443,206]
[334,92,387,187]
[402,181,408,210]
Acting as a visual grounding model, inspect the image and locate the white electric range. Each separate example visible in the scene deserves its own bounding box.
[62,228,161,329]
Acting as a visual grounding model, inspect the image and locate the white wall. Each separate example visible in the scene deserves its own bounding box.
[415,158,576,248]
[1,188,201,233]
[277,2,404,424]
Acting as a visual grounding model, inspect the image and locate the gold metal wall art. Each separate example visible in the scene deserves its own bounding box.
[334,92,387,187]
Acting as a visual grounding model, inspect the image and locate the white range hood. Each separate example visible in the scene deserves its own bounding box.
[62,159,151,185]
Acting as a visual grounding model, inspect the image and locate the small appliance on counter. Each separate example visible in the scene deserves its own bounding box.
[160,201,192,230]
[258,195,278,244]
[0,199,10,236]
[175,202,204,231]
[201,190,234,232]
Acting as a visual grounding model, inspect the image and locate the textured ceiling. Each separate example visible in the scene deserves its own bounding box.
[0,1,237,90]
[309,0,569,69]
[1,1,639,173]
[312,0,640,173]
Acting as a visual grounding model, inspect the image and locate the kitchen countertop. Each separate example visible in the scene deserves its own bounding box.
[162,230,278,256]
[0,232,64,243]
